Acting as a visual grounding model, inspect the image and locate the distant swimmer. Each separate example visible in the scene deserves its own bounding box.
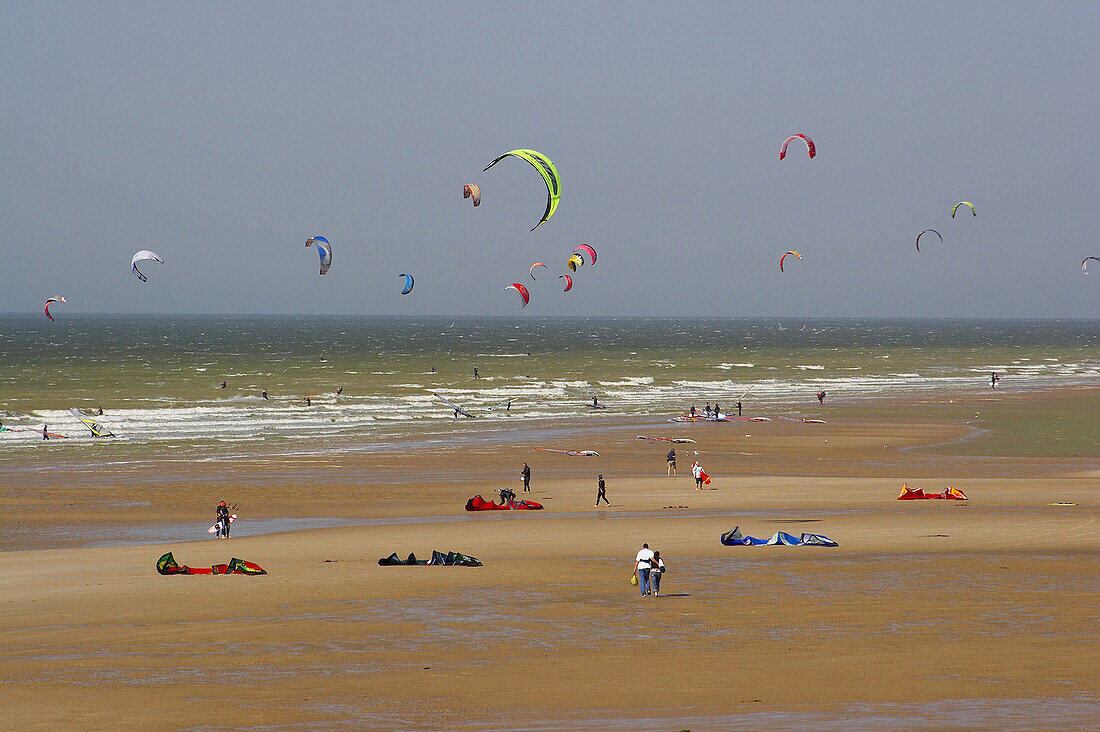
[220,381,227,389]
[42,424,49,440]
[817,391,826,404]
[336,386,343,395]
[262,390,268,400]
[473,367,480,379]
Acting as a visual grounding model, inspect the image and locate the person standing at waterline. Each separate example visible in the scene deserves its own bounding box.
[633,543,655,597]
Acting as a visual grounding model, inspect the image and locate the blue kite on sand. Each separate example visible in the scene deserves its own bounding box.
[720,527,837,547]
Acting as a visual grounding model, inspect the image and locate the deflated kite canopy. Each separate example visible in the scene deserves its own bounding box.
[779,250,801,272]
[156,552,266,575]
[131,250,164,282]
[506,282,530,309]
[529,262,548,280]
[951,201,976,218]
[44,296,66,322]
[779,133,816,160]
[305,236,332,275]
[399,273,414,295]
[720,526,837,547]
[483,149,560,230]
[463,183,481,206]
[572,244,597,265]
[915,229,943,252]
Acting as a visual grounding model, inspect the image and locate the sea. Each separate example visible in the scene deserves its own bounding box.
[1,316,1097,467]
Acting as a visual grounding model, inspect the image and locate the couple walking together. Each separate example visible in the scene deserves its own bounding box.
[632,543,666,597]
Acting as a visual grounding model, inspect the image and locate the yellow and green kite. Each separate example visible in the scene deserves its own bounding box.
[483,149,560,230]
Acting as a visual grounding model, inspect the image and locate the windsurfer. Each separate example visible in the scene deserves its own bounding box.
[96,407,103,415]
[305,397,311,406]
[737,400,742,416]
[593,396,599,408]
[42,424,49,440]
[262,390,268,400]
[216,501,231,538]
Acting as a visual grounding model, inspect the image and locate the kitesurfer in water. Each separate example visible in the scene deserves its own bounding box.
[216,501,231,538]
[507,400,511,412]
[521,463,531,493]
[990,373,999,390]
[595,474,609,506]
[262,390,268,400]
[220,381,227,389]
[592,396,599,408]
[336,386,343,395]
[817,391,826,404]
[666,449,677,477]
[96,407,103,416]
[473,367,479,379]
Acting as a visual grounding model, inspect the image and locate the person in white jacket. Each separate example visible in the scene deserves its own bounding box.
[692,461,704,490]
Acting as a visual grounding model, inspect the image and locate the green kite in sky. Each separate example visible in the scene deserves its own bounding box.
[483,149,560,230]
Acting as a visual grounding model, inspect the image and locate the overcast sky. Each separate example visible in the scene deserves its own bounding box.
[2,2,1097,318]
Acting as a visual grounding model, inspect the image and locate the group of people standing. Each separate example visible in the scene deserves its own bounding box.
[632,543,667,597]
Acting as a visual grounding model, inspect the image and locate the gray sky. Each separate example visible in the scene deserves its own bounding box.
[2,1,1097,318]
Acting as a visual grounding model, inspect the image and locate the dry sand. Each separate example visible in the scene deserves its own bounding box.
[2,388,1098,730]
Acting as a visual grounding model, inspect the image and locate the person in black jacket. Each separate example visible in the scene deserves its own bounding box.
[595,475,609,506]
[521,463,531,493]
[216,501,231,538]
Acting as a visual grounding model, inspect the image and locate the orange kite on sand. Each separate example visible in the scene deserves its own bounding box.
[898,483,967,500]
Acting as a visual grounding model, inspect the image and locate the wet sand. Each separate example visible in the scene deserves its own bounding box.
[2,388,1098,730]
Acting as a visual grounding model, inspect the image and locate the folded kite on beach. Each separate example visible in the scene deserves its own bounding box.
[720,527,837,547]
[465,495,543,511]
[156,552,266,575]
[897,484,967,500]
[378,551,482,567]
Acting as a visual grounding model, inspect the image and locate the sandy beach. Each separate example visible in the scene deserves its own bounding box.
[2,388,1098,730]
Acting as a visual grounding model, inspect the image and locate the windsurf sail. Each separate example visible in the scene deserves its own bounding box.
[481,398,517,412]
[535,447,599,456]
[68,408,114,437]
[434,393,475,418]
[636,436,696,443]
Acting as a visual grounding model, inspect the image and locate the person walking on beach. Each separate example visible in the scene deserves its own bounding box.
[650,551,666,597]
[595,474,609,506]
[633,543,655,597]
[521,462,531,493]
[216,501,231,539]
[666,449,677,476]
